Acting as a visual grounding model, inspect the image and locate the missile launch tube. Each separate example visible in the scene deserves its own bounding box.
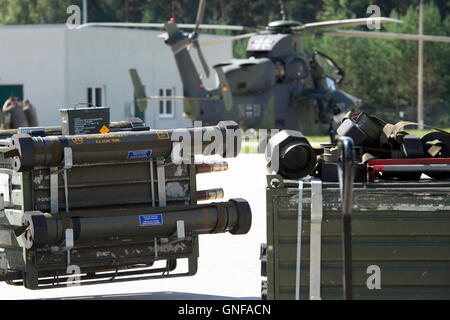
[195,161,228,174]
[20,199,252,249]
[6,121,241,172]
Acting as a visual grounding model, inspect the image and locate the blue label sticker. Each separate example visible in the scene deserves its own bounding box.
[139,214,163,226]
[128,150,152,159]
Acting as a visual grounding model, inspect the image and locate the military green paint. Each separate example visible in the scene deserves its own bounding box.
[0,116,250,289]
[140,21,362,136]
[265,175,450,300]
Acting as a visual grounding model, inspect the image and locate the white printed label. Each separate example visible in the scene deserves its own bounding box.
[0,174,10,202]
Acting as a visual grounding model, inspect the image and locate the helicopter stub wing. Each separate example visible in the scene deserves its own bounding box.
[213,63,233,111]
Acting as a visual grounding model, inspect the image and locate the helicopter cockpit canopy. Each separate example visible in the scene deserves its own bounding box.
[314,51,345,84]
[325,77,337,91]
[284,56,308,80]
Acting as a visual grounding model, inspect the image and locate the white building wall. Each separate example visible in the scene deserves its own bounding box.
[0,25,66,126]
[66,26,233,129]
[0,24,232,129]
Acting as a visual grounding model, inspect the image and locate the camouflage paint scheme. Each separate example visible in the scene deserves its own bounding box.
[160,20,361,135]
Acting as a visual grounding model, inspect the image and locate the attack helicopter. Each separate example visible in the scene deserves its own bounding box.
[80,0,450,137]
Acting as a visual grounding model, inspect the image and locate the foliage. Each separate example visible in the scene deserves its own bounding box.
[0,0,448,127]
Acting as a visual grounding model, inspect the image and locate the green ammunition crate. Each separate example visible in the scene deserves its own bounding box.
[0,159,200,289]
[0,118,251,289]
[60,107,110,135]
[264,175,450,300]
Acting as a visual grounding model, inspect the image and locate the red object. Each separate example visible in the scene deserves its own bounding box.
[169,18,175,23]
[368,158,450,166]
[367,158,450,182]
[200,84,205,88]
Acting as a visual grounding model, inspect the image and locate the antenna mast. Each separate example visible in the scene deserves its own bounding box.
[279,0,287,21]
[417,0,424,130]
[83,0,88,24]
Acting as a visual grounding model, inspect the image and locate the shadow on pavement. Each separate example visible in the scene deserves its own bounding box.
[46,291,261,300]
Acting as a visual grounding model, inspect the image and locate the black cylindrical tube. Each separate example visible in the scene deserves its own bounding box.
[21,199,252,249]
[7,121,241,171]
[197,188,224,201]
[195,161,228,174]
[266,130,317,179]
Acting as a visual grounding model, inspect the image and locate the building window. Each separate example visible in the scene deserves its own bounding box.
[159,88,175,118]
[87,86,105,107]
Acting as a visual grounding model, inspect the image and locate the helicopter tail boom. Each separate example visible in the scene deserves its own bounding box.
[164,21,209,98]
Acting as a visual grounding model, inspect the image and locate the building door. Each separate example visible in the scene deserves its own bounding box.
[0,85,23,105]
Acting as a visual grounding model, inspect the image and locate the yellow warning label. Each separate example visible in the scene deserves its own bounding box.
[100,125,110,134]
[72,137,84,145]
[156,130,170,140]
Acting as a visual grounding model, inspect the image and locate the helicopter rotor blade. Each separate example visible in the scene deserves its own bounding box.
[78,22,250,32]
[78,22,166,29]
[195,42,210,78]
[191,0,210,78]
[326,30,450,43]
[296,17,403,31]
[194,0,207,36]
[199,33,257,47]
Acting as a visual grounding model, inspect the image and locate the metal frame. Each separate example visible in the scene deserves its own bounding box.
[295,180,303,300]
[309,179,323,300]
[337,136,355,300]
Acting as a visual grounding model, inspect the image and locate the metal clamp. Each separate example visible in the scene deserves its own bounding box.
[65,228,74,265]
[157,158,166,207]
[49,148,73,214]
[0,194,4,212]
[154,237,158,260]
[309,178,323,300]
[295,180,304,300]
[150,160,156,207]
[50,228,74,266]
[50,167,59,214]
[63,148,72,213]
[168,220,186,243]
[0,252,7,276]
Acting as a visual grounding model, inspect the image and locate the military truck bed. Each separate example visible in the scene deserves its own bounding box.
[264,176,450,300]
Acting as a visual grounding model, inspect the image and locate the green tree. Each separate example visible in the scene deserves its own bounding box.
[0,0,448,126]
